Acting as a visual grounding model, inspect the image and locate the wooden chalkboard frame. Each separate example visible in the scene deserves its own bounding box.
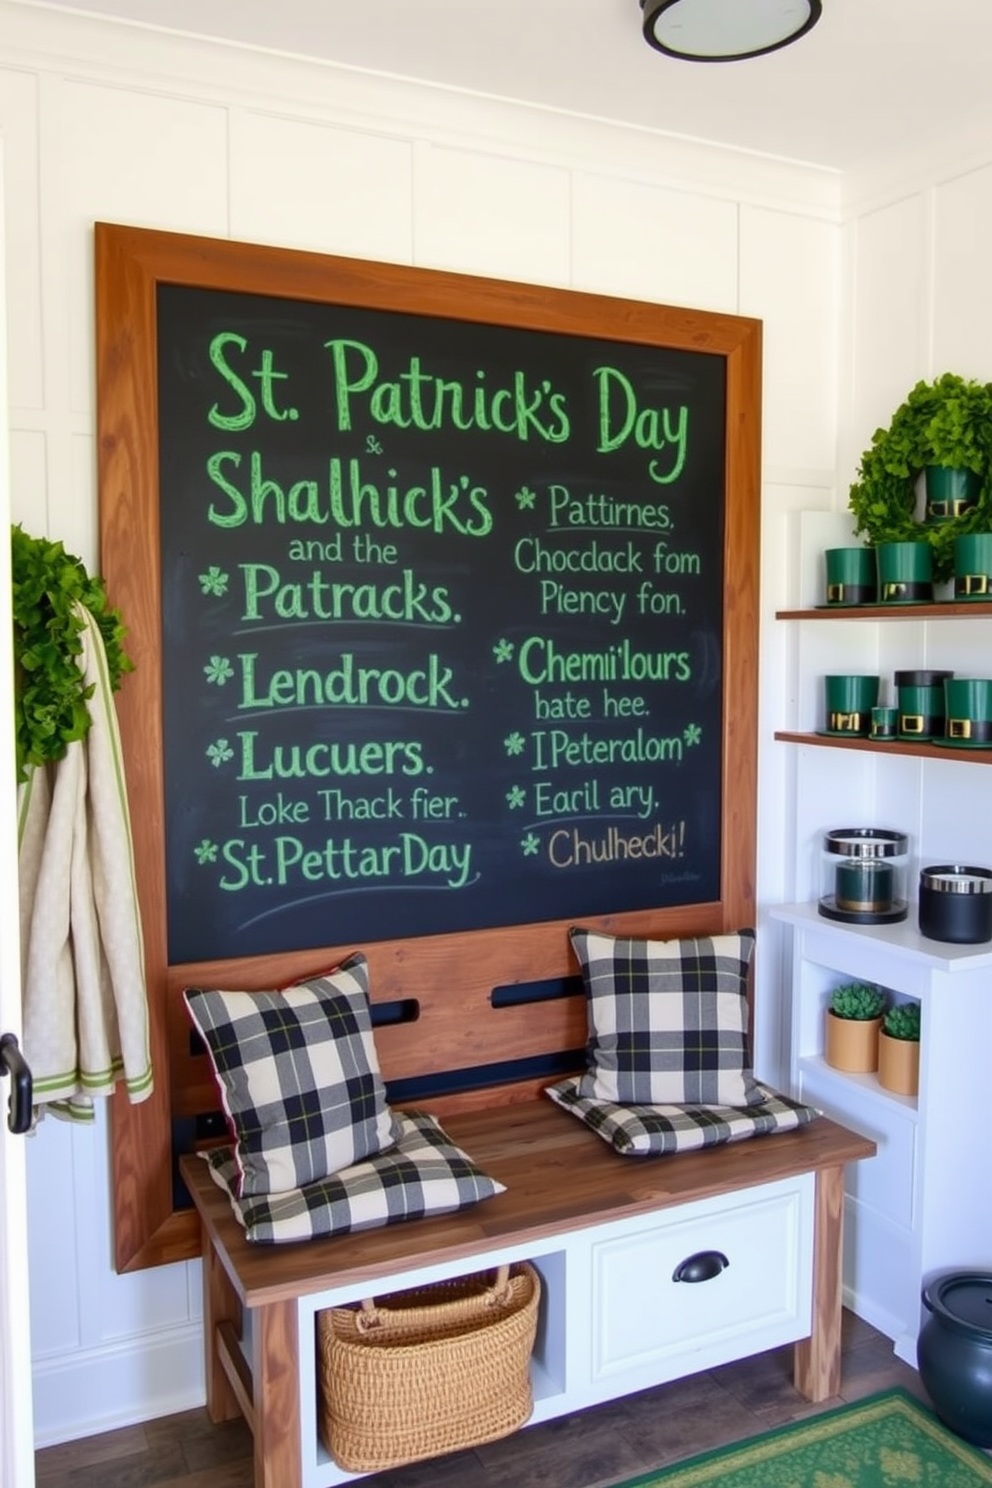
[96,223,761,1273]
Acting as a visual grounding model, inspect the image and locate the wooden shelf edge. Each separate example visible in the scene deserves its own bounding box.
[774,731,992,763]
[776,603,992,620]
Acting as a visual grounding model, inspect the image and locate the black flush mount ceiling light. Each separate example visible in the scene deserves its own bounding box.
[641,0,822,62]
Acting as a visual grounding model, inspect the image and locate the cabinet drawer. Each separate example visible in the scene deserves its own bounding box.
[590,1177,812,1382]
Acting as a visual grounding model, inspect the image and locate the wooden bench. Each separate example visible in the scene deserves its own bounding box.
[178,918,875,1488]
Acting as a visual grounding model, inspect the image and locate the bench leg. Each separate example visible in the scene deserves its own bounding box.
[252,1298,302,1488]
[793,1163,845,1402]
[202,1235,242,1423]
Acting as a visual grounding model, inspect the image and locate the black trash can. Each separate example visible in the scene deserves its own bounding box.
[918,1271,992,1446]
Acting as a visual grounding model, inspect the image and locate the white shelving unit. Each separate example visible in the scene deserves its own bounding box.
[771,902,992,1365]
[770,510,992,1365]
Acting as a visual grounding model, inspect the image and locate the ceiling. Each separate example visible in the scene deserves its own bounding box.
[16,0,992,173]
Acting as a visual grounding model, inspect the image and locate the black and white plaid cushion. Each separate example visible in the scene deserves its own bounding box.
[570,926,761,1108]
[546,1077,819,1157]
[201,1109,505,1243]
[184,954,398,1199]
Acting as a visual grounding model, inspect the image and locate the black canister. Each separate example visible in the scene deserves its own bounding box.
[918,865,992,944]
[919,1271,992,1445]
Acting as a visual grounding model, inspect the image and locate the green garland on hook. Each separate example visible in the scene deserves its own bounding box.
[848,372,992,581]
[11,525,133,783]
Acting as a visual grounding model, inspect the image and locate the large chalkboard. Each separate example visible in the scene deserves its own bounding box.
[156,284,726,963]
[96,224,760,1271]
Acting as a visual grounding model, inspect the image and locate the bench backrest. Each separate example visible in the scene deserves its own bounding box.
[167,903,733,1123]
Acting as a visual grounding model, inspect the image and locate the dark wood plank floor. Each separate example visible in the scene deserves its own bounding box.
[35,1311,927,1488]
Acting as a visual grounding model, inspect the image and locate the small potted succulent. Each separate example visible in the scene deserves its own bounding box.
[824,981,886,1073]
[878,1000,921,1096]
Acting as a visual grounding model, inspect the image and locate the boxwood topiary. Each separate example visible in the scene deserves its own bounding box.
[847,373,992,581]
[11,524,133,783]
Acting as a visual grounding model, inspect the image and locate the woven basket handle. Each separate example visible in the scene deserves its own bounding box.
[355,1265,513,1334]
[488,1264,512,1305]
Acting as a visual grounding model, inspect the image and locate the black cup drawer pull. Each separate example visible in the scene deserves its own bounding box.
[672,1250,729,1284]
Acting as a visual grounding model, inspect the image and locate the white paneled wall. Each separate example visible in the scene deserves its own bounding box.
[740,205,839,1079]
[229,112,416,263]
[932,163,992,377]
[0,68,42,415]
[846,193,928,458]
[571,176,739,311]
[3,0,990,1450]
[740,206,839,478]
[415,143,572,281]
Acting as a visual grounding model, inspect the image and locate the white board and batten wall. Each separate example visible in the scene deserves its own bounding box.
[0,129,37,1488]
[1,0,991,1447]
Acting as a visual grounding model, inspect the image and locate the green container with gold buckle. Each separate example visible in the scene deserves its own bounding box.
[877,541,933,604]
[940,677,992,748]
[925,466,981,523]
[823,675,879,736]
[896,669,954,741]
[824,546,877,606]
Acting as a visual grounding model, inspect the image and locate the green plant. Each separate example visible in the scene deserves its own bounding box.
[882,1001,921,1041]
[11,524,133,783]
[848,373,992,580]
[829,981,886,1021]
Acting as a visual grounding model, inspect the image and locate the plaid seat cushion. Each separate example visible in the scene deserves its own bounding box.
[184,954,398,1199]
[546,1077,820,1157]
[570,926,761,1108]
[201,1109,506,1244]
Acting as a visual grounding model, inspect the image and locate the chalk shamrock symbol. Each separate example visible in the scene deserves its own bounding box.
[506,785,526,810]
[515,486,537,510]
[194,839,219,865]
[493,638,515,663]
[683,723,702,746]
[204,655,234,686]
[206,738,234,769]
[521,833,540,856]
[198,566,229,597]
[504,731,526,757]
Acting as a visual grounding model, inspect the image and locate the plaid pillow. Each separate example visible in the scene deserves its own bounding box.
[546,1077,819,1157]
[184,954,398,1199]
[201,1109,506,1244]
[570,926,761,1107]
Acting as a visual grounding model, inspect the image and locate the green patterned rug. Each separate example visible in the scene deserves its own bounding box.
[613,1389,992,1488]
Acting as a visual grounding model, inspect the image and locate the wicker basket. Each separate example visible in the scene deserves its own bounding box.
[317,1262,541,1472]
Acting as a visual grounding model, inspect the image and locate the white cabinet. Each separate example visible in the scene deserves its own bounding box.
[296,1173,814,1488]
[771,902,992,1366]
